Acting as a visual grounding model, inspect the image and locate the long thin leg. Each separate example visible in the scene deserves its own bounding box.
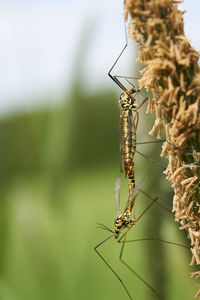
[120,237,190,249]
[181,163,200,168]
[117,235,189,300]
[94,234,132,300]
[117,197,166,300]
[116,196,169,298]
[137,97,148,110]
[108,21,128,92]
[132,138,182,171]
[115,76,140,91]
[124,191,159,225]
[135,111,139,131]
[139,189,172,214]
[136,149,166,170]
[118,229,164,300]
[122,133,167,170]
[135,197,158,222]
[136,140,166,145]
[115,75,140,80]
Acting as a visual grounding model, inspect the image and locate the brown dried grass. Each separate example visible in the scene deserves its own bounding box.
[124,0,200,296]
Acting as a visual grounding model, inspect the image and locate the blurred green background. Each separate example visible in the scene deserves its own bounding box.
[0,72,197,300]
[0,1,199,300]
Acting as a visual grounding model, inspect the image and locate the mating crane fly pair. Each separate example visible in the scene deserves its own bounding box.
[94,22,190,300]
[95,23,161,299]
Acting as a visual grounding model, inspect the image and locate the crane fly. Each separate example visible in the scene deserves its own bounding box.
[94,22,162,300]
[94,178,159,300]
[107,25,199,186]
[108,25,149,203]
[94,20,190,300]
[94,178,189,300]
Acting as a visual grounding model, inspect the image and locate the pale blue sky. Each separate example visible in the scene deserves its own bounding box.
[0,0,199,115]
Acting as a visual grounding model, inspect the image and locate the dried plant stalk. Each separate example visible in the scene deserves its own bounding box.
[124,0,200,296]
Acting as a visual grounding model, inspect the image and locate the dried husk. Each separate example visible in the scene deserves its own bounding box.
[124,0,200,296]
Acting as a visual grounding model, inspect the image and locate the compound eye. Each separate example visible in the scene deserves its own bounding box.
[115,230,119,239]
[120,93,125,99]
[114,218,119,225]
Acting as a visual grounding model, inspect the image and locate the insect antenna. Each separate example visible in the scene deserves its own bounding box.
[96,223,114,233]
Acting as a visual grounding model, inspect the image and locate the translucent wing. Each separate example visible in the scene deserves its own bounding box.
[134,89,143,107]
[124,178,145,213]
[114,177,122,216]
[120,108,125,173]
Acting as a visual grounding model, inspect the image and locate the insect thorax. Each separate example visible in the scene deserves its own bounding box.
[114,212,135,239]
[119,89,137,111]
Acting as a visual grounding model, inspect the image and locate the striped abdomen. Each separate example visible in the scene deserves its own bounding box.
[123,110,136,192]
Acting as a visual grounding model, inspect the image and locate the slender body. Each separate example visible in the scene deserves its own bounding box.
[95,178,160,300]
[119,88,138,206]
[94,20,191,300]
[114,176,136,239]
[95,179,188,300]
[95,22,158,300]
[107,31,144,204]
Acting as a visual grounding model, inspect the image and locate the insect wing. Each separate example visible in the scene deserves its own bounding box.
[124,188,137,213]
[134,90,144,108]
[124,178,145,213]
[114,177,122,216]
[120,108,125,173]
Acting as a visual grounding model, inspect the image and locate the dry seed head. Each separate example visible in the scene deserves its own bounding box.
[124,0,200,294]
